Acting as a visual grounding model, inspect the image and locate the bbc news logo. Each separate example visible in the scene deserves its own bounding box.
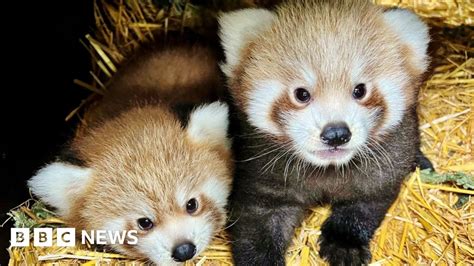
[11,228,138,247]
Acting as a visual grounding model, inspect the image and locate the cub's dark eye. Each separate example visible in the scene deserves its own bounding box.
[353,83,367,100]
[137,217,153,230]
[294,88,311,103]
[186,198,199,214]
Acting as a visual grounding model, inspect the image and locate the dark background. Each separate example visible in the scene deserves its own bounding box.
[0,1,93,263]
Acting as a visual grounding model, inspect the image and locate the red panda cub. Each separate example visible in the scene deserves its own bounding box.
[219,0,431,265]
[28,38,232,264]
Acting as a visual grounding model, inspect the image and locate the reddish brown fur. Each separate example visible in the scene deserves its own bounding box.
[60,42,232,254]
[270,93,294,130]
[85,43,224,127]
[363,88,388,134]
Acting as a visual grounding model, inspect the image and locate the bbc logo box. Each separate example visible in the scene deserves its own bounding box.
[11,228,76,247]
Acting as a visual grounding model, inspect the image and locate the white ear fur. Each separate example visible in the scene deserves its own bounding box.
[218,8,276,77]
[383,9,430,72]
[28,162,93,216]
[186,101,230,149]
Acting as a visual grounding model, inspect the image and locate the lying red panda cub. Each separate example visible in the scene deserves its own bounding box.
[219,0,431,265]
[28,38,232,265]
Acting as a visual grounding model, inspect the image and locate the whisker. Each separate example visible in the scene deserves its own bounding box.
[261,144,293,174]
[238,141,290,162]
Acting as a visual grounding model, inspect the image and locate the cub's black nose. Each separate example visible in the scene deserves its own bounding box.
[172,242,196,262]
[320,123,352,147]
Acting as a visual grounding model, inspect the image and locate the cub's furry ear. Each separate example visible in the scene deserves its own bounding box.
[383,8,430,73]
[28,162,92,216]
[186,101,231,149]
[218,8,276,77]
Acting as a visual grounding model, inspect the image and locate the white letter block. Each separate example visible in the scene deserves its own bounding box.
[34,228,53,247]
[11,228,29,247]
[57,228,76,247]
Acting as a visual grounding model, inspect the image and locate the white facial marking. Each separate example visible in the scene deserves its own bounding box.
[377,76,408,132]
[300,66,317,87]
[190,214,215,257]
[27,162,92,216]
[247,80,285,135]
[201,177,229,209]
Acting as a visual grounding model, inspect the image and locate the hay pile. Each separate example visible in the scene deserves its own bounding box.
[7,0,473,265]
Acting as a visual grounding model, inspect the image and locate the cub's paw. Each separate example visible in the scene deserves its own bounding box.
[318,235,371,266]
[416,149,435,171]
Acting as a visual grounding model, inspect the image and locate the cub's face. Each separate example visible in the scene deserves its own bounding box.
[219,1,429,166]
[28,102,232,265]
[79,152,230,265]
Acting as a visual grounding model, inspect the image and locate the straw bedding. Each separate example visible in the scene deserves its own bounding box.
[6,0,473,265]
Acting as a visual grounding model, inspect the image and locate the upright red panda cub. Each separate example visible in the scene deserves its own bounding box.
[28,38,232,265]
[219,0,431,265]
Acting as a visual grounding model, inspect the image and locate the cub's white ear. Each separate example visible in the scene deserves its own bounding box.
[187,102,230,149]
[28,162,93,217]
[218,8,276,77]
[383,9,430,72]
